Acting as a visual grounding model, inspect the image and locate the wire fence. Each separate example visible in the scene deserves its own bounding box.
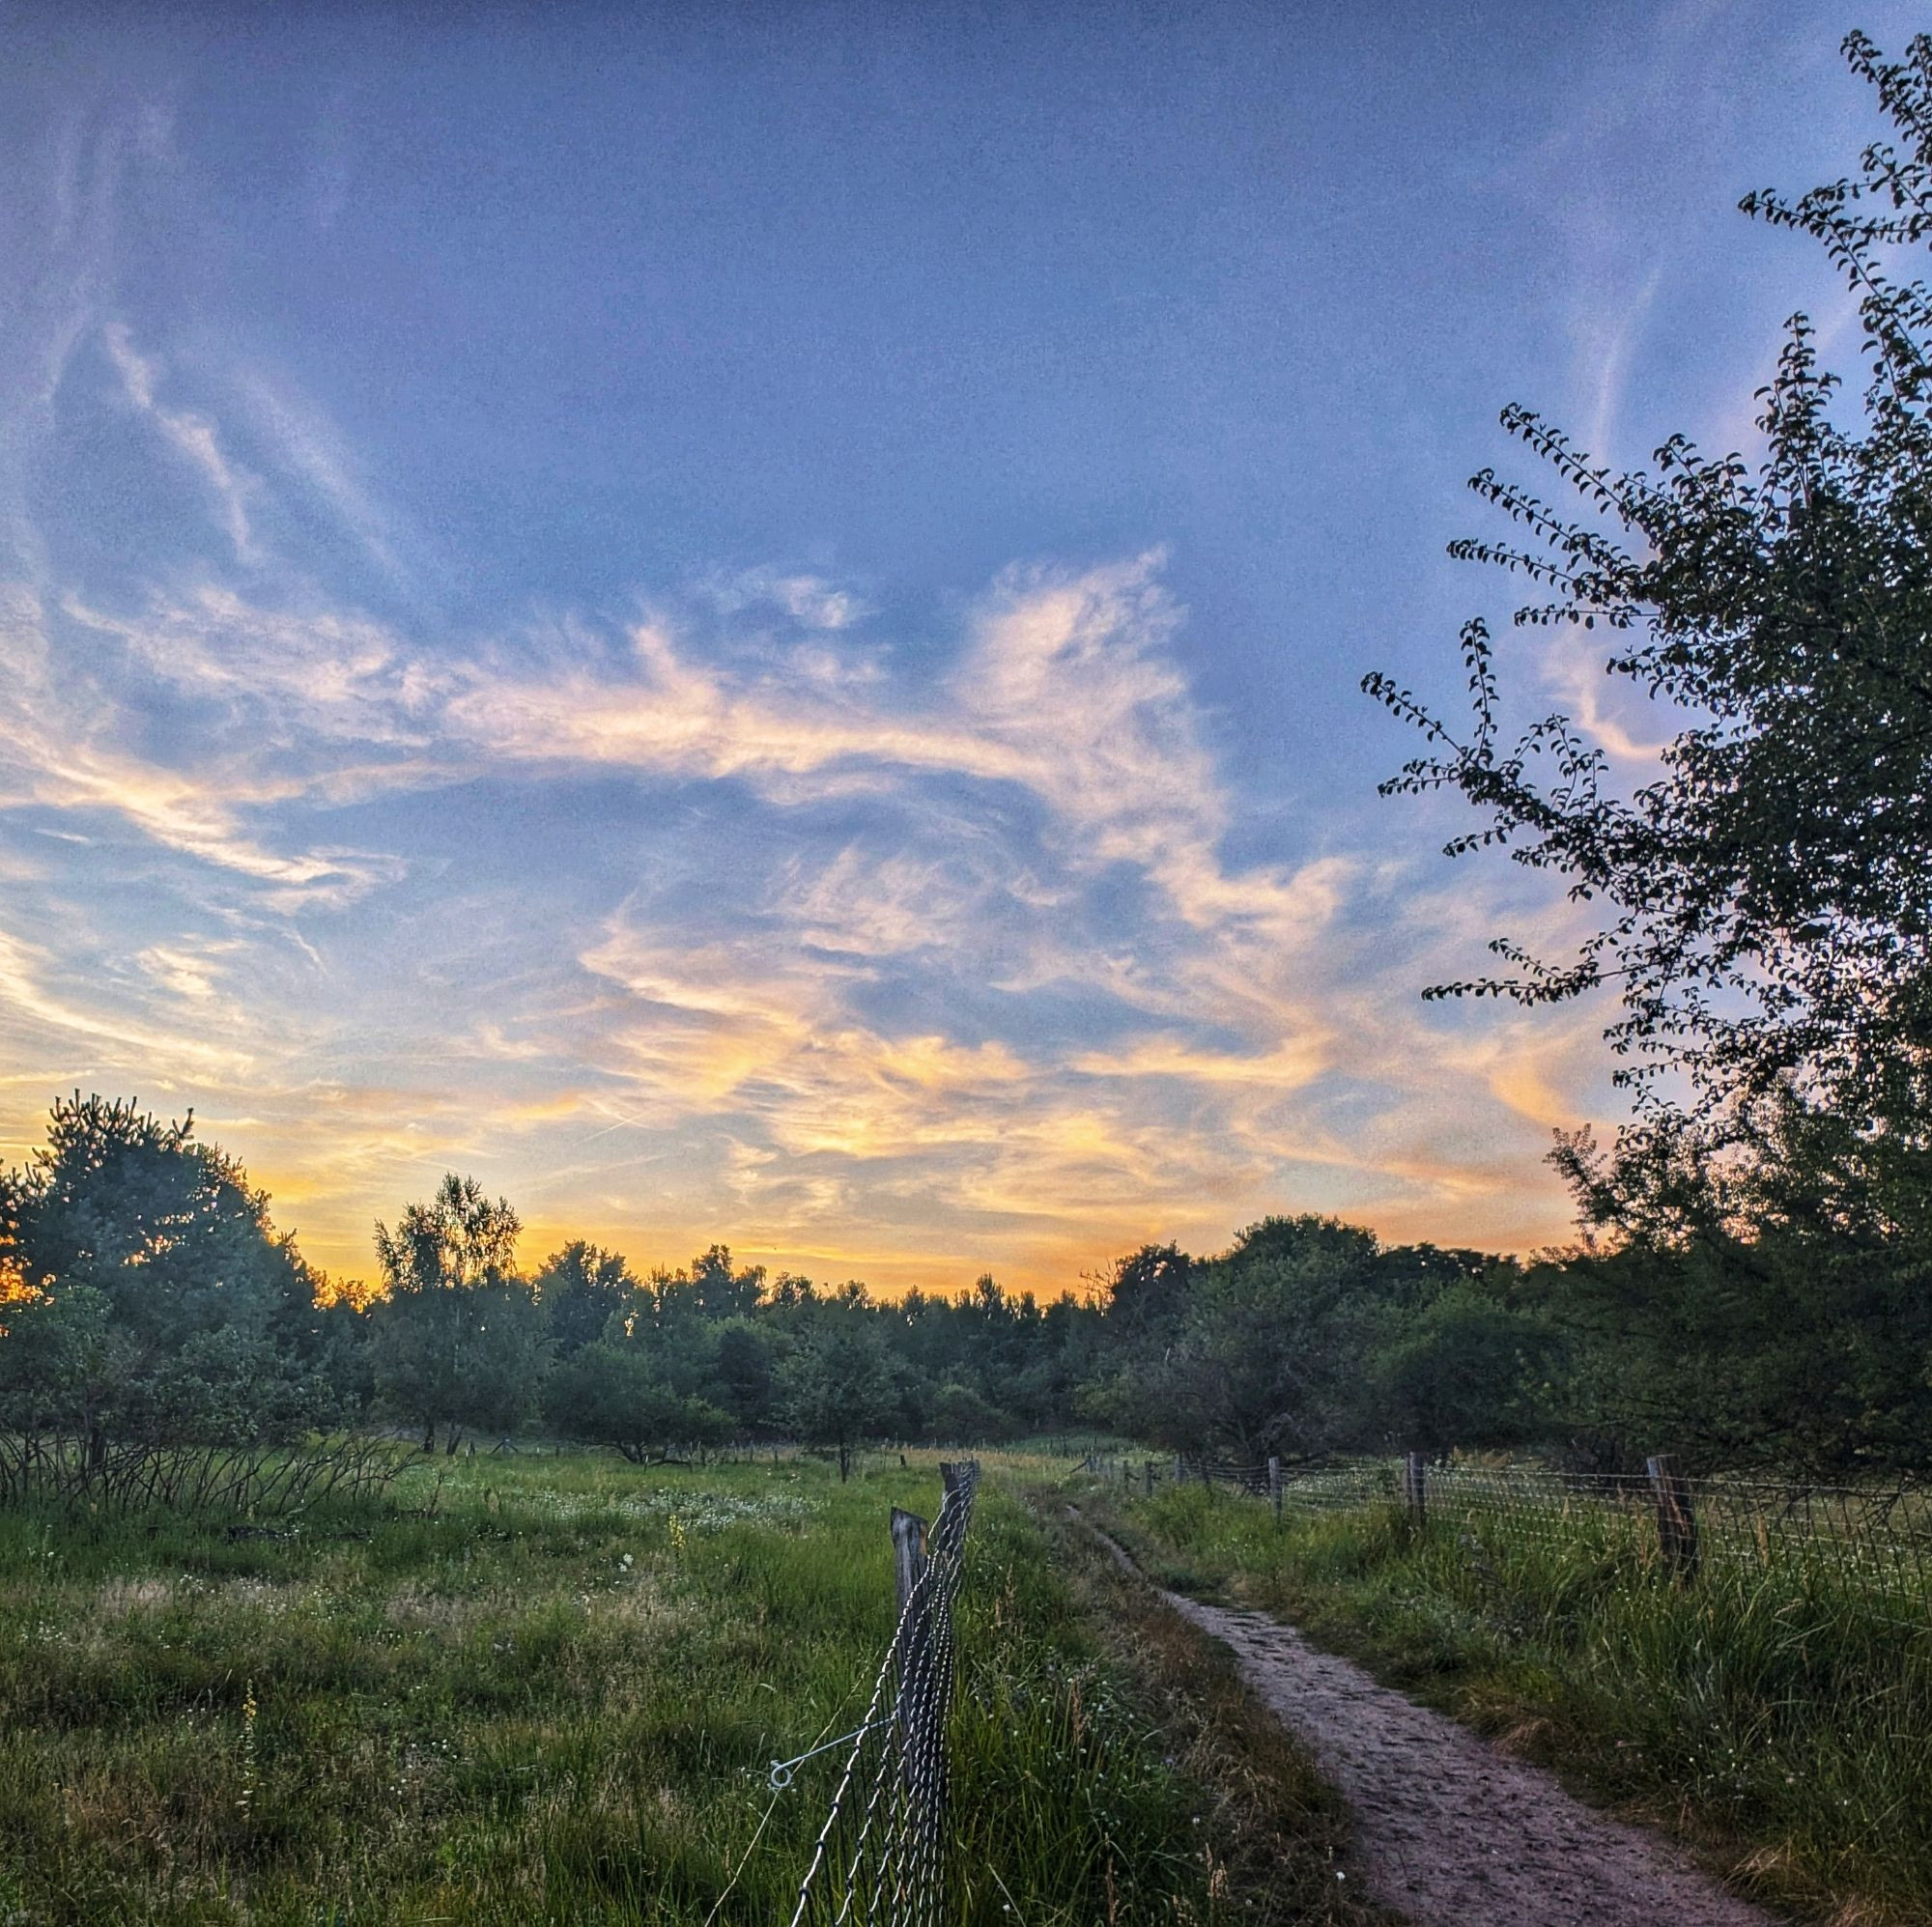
[0,1429,407,1516]
[1078,1448,1932,1615]
[786,1459,981,1927]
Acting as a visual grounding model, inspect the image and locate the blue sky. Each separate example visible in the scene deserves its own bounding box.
[0,2,1917,1292]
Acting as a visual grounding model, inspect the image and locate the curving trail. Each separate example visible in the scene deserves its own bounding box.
[1082,1517,1779,1927]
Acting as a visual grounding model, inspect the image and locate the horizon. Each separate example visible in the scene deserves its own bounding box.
[4,2,1920,1297]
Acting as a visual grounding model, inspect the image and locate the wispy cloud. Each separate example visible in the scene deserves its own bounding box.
[103,323,257,562]
[230,366,412,589]
[0,926,257,1083]
[0,588,403,899]
[0,537,1615,1283]
[701,565,871,632]
[0,291,1611,1287]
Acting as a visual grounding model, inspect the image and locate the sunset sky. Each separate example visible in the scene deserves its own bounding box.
[0,2,1915,1295]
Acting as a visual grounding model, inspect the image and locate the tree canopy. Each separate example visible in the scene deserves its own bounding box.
[1363,30,1932,1249]
[371,1175,545,1453]
[0,1085,1922,1486]
[0,1094,345,1451]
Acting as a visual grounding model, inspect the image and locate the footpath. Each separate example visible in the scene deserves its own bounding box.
[1082,1517,1778,1927]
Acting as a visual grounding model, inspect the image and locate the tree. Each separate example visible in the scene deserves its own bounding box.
[1362,31,1932,1244]
[370,1175,545,1452]
[684,1243,766,1320]
[1099,1242,1194,1344]
[1151,1217,1384,1463]
[1371,1285,1560,1456]
[708,1319,776,1430]
[928,1379,1013,1443]
[777,1314,903,1480]
[0,1094,343,1455]
[533,1240,640,1357]
[0,1282,112,1442]
[541,1341,729,1463]
[1522,1215,1932,1476]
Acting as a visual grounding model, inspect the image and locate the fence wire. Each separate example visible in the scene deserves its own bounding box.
[788,1461,980,1927]
[1084,1448,1932,1616]
[1408,1462,1932,1603]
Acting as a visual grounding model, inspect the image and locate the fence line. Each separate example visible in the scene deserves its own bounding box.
[1081,1449,1932,1612]
[786,1459,981,1926]
[0,1429,406,1516]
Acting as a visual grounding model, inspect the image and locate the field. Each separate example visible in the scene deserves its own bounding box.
[0,1449,1378,1926]
[1079,1471,1932,1926]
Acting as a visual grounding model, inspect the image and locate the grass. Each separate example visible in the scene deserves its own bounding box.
[1013,1490,1393,1925]
[0,1447,1376,1924]
[1075,1468,1932,1926]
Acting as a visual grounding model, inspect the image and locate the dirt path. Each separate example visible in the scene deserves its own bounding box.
[1082,1518,1779,1927]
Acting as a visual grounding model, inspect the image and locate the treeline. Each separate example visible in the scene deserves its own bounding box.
[3,1091,1925,1486]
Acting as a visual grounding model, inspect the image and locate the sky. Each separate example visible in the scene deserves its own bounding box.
[0,1,1918,1296]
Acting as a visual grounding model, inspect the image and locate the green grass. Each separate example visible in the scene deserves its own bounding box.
[0,1448,1373,1924]
[1012,1490,1393,1925]
[1077,1469,1932,1925]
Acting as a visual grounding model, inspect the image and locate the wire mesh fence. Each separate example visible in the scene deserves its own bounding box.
[1079,1447,1932,1615]
[786,1460,981,1927]
[1409,1460,1932,1604]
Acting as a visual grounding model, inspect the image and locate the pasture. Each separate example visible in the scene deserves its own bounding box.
[0,1449,1368,1926]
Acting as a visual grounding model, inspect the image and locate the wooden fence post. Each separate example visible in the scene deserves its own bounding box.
[892,1508,928,1622]
[1402,1451,1427,1529]
[1268,1456,1282,1525]
[1173,1454,1183,1486]
[888,1503,938,1826]
[1646,1454,1700,1584]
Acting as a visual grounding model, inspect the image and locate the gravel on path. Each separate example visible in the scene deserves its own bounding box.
[1082,1516,1781,1927]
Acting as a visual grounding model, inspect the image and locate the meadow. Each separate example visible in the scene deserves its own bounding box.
[1078,1471,1932,1927]
[0,1448,1381,1926]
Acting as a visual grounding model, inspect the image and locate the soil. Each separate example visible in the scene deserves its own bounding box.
[1082,1517,1780,1927]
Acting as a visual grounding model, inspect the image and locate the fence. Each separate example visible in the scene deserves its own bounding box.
[1078,1450,1275,1503]
[785,1459,981,1926]
[1081,1449,1932,1614]
[0,1429,406,1516]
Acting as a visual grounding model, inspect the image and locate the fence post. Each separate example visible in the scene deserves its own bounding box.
[1145,1459,1154,1496]
[1646,1454,1700,1584]
[1268,1455,1282,1525]
[891,1507,928,1622]
[1402,1451,1427,1529]
[788,1467,980,1925]
[1173,1453,1183,1486]
[889,1505,929,1800]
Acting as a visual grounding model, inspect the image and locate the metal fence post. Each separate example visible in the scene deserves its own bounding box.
[1646,1454,1700,1584]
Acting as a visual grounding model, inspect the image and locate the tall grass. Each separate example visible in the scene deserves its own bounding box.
[0,1449,1368,1924]
[1082,1472,1932,1924]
